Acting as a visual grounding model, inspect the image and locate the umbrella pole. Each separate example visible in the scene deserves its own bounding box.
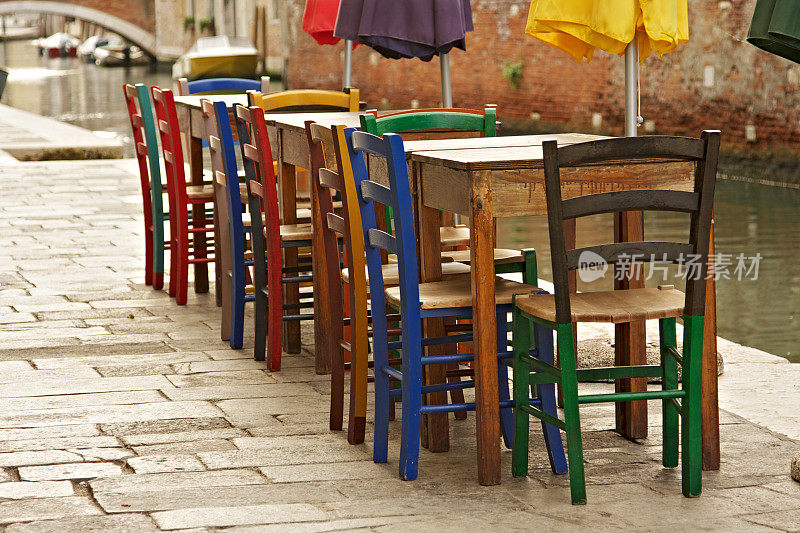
[624,40,639,137]
[440,52,453,107]
[343,39,353,88]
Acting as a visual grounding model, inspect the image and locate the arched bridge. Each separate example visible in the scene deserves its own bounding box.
[0,0,157,58]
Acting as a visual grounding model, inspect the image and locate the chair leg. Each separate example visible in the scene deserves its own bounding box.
[512,308,531,477]
[176,235,189,306]
[330,342,344,432]
[681,314,704,497]
[144,226,154,286]
[266,272,283,372]
[168,234,178,298]
[660,317,679,468]
[533,323,568,474]
[557,322,586,505]
[220,271,232,342]
[230,270,246,350]
[497,310,513,449]
[373,335,391,465]
[399,337,422,481]
[152,198,166,291]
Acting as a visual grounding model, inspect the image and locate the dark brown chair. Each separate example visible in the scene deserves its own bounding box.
[511,131,721,504]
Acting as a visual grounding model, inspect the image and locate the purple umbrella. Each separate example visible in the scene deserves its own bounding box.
[334,0,474,106]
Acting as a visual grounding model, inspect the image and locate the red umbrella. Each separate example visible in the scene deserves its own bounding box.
[303,0,354,86]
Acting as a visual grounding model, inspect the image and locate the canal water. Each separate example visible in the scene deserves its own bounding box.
[2,39,799,362]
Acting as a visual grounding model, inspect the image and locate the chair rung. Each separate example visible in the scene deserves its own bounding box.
[528,372,560,385]
[188,257,214,264]
[420,402,474,414]
[282,275,313,283]
[577,389,685,405]
[668,396,683,415]
[283,301,314,310]
[521,354,561,378]
[665,346,683,364]
[576,365,663,382]
[382,365,402,381]
[283,313,315,321]
[519,404,566,430]
[389,379,475,399]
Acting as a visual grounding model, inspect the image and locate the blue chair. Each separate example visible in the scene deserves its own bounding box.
[203,99,252,349]
[177,76,271,96]
[343,128,568,480]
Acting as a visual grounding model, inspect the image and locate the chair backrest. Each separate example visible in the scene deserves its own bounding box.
[306,121,369,360]
[150,86,188,220]
[543,131,721,323]
[248,87,360,112]
[360,105,497,138]
[345,129,421,346]
[235,103,282,273]
[202,99,246,285]
[178,76,270,96]
[122,84,155,224]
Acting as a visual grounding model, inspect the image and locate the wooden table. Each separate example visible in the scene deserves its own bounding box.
[404,134,719,485]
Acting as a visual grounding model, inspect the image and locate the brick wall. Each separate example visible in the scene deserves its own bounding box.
[286,0,800,153]
[65,0,155,33]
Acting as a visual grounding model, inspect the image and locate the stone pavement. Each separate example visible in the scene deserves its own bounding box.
[0,157,798,532]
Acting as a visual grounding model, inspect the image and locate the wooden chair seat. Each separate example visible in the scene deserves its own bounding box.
[185,184,215,199]
[342,261,471,286]
[386,276,536,310]
[439,225,471,247]
[442,248,524,265]
[272,223,313,241]
[515,286,686,324]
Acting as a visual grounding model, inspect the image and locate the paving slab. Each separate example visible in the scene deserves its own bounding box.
[18,462,124,481]
[151,503,328,530]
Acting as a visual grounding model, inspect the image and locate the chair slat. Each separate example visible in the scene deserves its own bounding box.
[556,135,706,167]
[326,212,346,235]
[319,167,344,191]
[368,228,396,254]
[360,180,393,207]
[243,143,260,163]
[566,242,694,269]
[351,131,390,157]
[561,190,700,219]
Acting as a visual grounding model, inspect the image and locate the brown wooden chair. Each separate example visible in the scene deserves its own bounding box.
[511,131,721,504]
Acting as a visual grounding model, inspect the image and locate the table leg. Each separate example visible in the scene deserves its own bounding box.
[279,161,301,355]
[471,170,500,485]
[189,133,209,295]
[702,219,720,470]
[613,211,648,440]
[418,201,449,453]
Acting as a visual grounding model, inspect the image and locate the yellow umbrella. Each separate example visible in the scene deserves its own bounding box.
[526,0,688,134]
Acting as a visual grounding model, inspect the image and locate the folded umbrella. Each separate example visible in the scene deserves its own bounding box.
[525,0,688,136]
[303,0,355,87]
[334,0,473,105]
[303,0,343,45]
[748,0,800,64]
[526,0,688,63]
[335,0,472,61]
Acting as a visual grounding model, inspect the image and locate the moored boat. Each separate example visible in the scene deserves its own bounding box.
[93,44,150,67]
[34,32,79,58]
[171,36,258,79]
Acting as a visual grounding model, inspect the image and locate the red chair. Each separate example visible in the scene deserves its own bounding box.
[235,104,315,370]
[151,86,217,305]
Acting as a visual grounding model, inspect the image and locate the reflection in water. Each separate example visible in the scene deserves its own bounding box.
[2,41,799,361]
[498,179,800,362]
[0,39,172,156]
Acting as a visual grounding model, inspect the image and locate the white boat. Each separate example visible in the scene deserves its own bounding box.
[34,32,80,58]
[93,44,150,67]
[171,36,259,79]
[78,35,113,62]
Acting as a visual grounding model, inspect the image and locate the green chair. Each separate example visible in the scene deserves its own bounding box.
[511,131,720,504]
[360,107,535,279]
